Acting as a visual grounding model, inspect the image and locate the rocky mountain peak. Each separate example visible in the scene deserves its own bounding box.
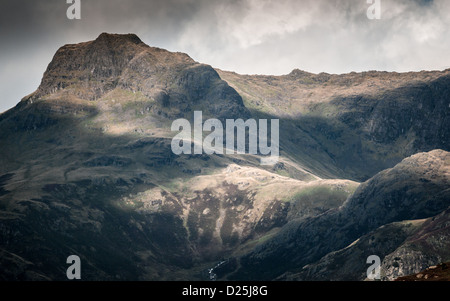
[287,68,314,78]
[24,33,247,120]
[30,33,197,101]
[32,33,150,100]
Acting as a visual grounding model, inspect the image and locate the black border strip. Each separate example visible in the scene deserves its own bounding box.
[1,281,446,299]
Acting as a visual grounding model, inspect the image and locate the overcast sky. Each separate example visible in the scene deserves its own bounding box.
[1,0,449,113]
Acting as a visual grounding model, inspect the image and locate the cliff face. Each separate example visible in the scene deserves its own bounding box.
[0,33,449,281]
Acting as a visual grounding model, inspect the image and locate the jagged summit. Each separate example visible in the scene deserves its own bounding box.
[95,32,144,45]
[21,33,247,120]
[287,68,314,77]
[31,32,194,101]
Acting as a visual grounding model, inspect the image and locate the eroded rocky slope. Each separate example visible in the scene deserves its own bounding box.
[0,33,449,280]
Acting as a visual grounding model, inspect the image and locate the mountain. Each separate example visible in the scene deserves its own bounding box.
[0,33,449,280]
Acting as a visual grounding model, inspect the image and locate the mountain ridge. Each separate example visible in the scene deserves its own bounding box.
[224,149,450,280]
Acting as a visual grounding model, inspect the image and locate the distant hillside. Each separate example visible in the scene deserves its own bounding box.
[218,68,450,181]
